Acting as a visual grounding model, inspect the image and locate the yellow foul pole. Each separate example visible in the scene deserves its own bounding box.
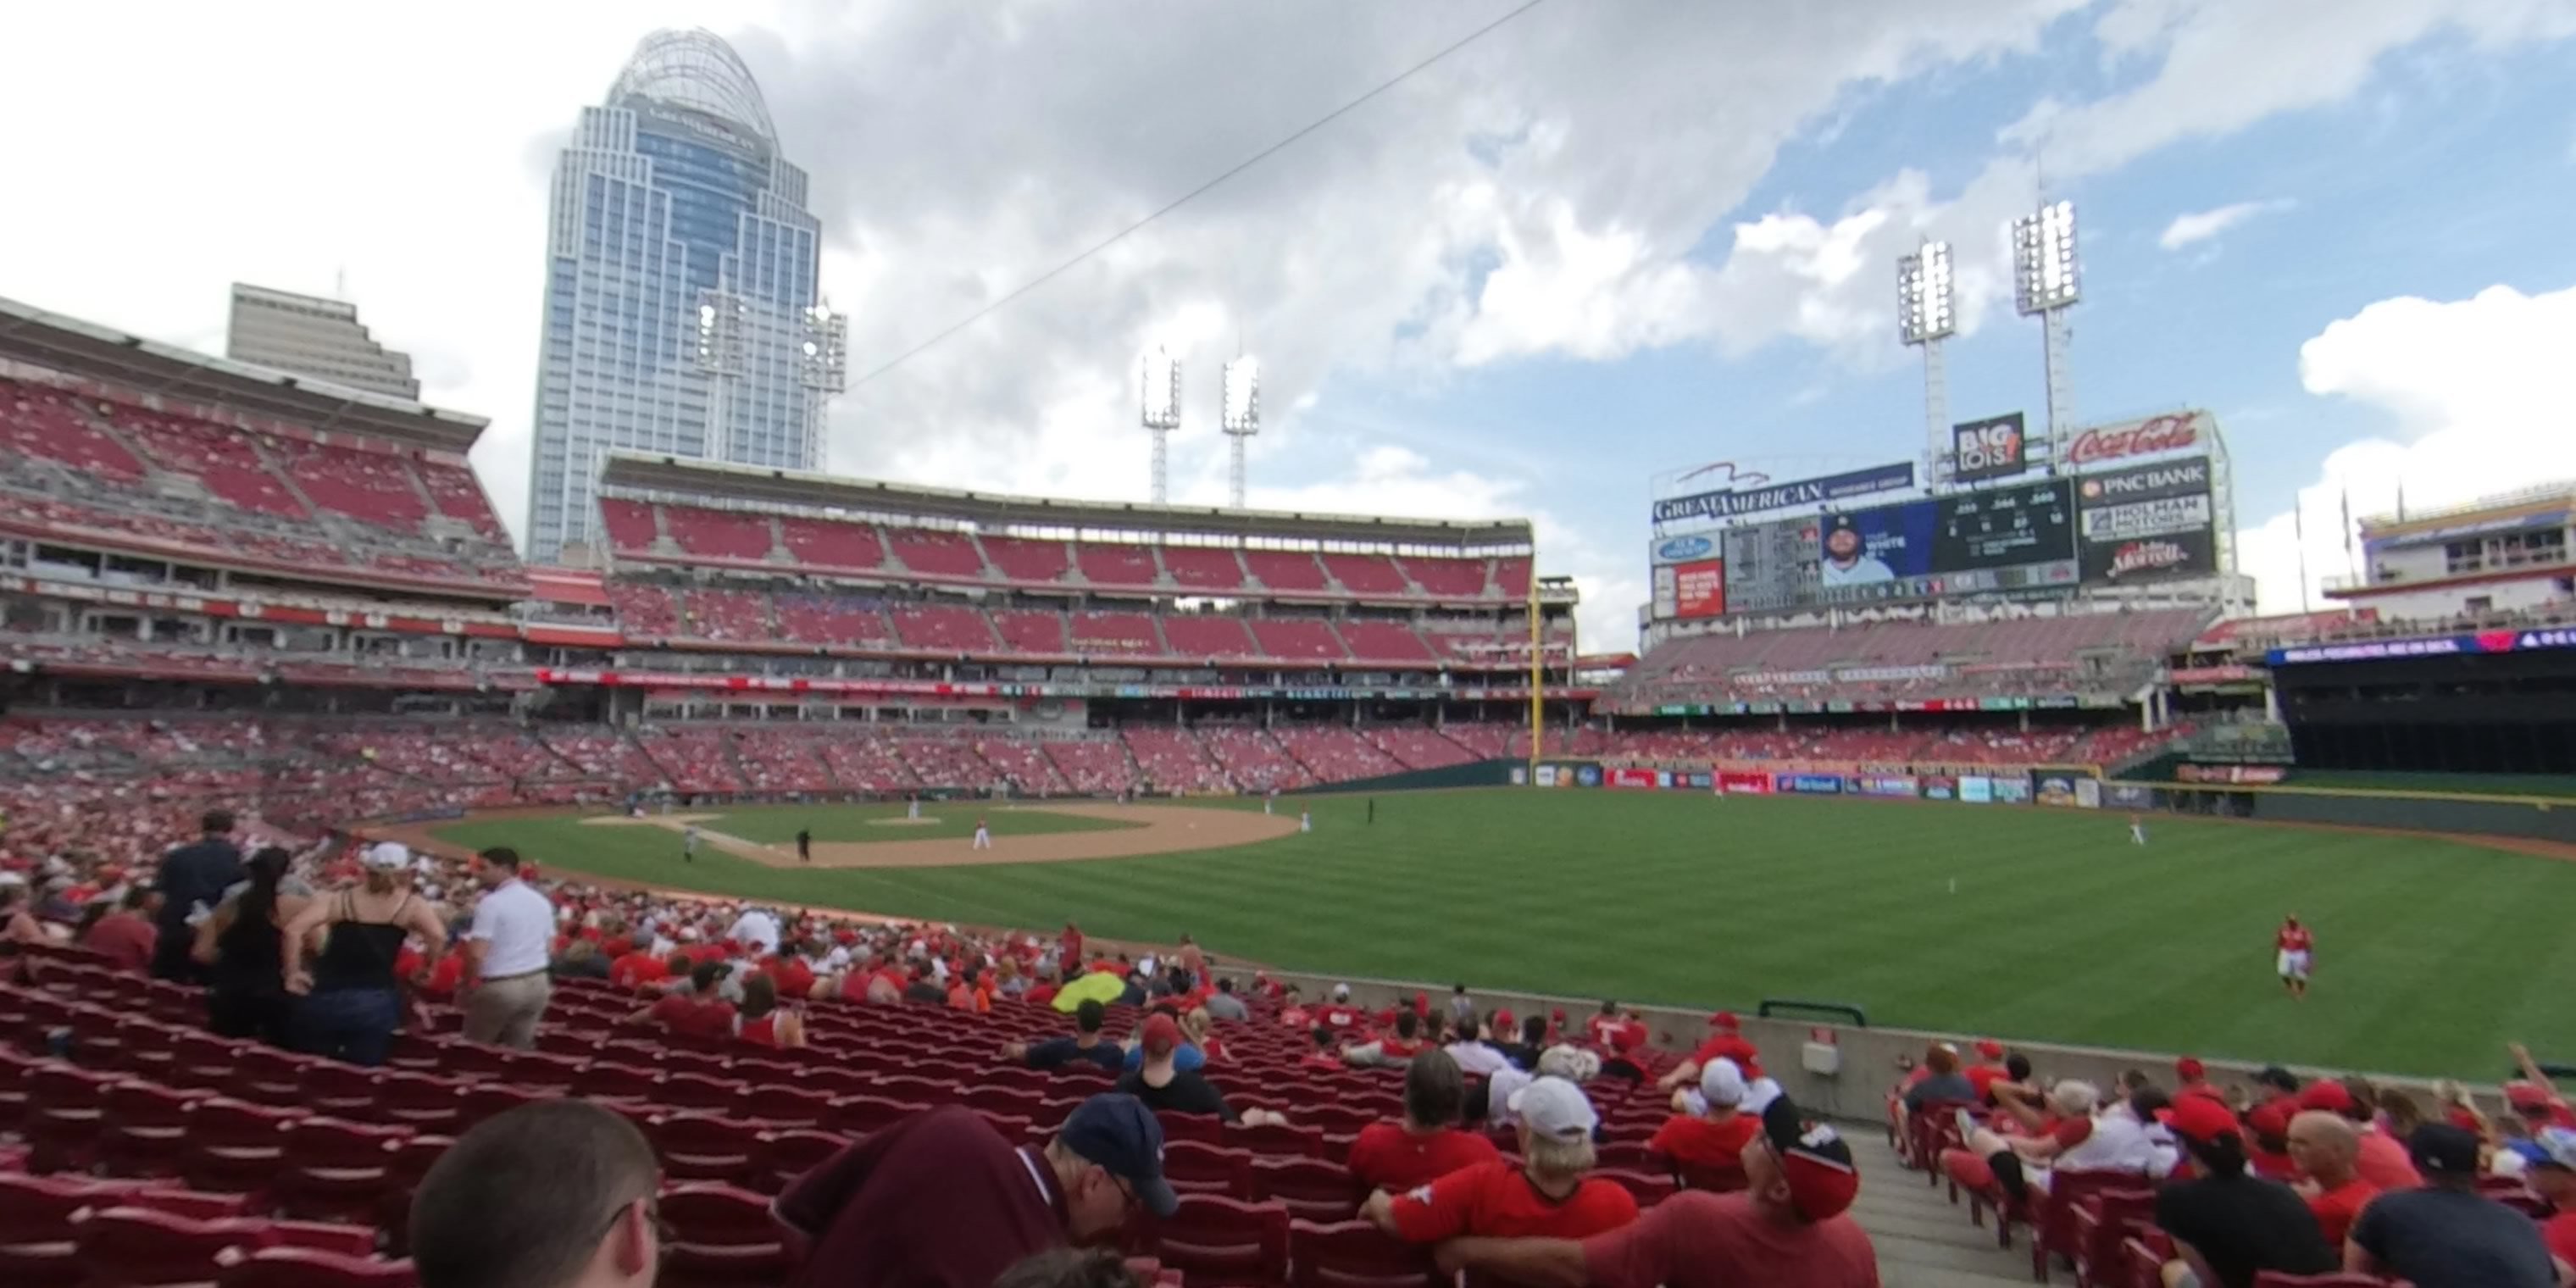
[1527,552,1543,778]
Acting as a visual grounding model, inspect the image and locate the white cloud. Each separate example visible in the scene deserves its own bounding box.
[2235,280,2576,613]
[2157,198,2294,251]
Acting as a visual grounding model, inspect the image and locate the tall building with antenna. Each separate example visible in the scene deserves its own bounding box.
[523,29,846,563]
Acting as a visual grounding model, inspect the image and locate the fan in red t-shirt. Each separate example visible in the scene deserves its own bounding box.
[1364,1074,1638,1244]
[1657,1011,1766,1098]
[1346,1051,1503,1193]
[610,947,672,991]
[1649,1058,1761,1189]
[629,962,738,1041]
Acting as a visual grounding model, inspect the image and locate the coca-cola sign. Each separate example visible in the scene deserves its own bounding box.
[2067,412,2203,466]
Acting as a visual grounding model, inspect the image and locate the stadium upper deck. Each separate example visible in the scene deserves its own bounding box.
[0,297,524,602]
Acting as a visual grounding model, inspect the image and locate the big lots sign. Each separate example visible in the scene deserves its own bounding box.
[2068,411,2204,466]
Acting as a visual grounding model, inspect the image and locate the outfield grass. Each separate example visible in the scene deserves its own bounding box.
[434,790,2576,1078]
[678,802,1142,846]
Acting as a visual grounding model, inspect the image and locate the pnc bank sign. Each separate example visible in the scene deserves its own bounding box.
[2067,412,2205,467]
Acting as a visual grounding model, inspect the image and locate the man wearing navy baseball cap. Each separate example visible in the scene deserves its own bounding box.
[2346,1122,2557,1288]
[777,1093,1177,1288]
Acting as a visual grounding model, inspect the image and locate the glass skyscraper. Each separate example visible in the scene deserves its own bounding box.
[524,29,843,564]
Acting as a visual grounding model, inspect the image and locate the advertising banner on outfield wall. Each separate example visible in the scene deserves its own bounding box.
[2036,774,2080,807]
[1680,772,1713,790]
[2075,778,2102,808]
[1993,777,2033,803]
[2177,763,2289,785]
[2107,784,2154,808]
[1575,765,1602,787]
[1606,768,1661,790]
[1510,767,1530,786]
[1959,776,1993,803]
[1535,766,1557,787]
[1777,774,1845,795]
[1857,775,1918,797]
[1718,770,1774,796]
[1920,775,1957,801]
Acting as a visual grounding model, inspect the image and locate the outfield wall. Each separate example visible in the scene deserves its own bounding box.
[1290,759,1517,795]
[1532,758,2576,847]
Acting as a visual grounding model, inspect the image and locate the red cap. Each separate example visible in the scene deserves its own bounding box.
[1141,1013,1182,1058]
[1413,991,1430,1017]
[1709,1011,1740,1031]
[2157,1096,2243,1145]
[2296,1080,2356,1114]
[2174,1057,2207,1082]
[2507,1081,2555,1110]
[1552,1008,1567,1022]
[1974,1039,2005,1061]
[1495,1008,1516,1031]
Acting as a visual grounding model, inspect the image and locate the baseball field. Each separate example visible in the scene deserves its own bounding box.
[424,789,2576,1079]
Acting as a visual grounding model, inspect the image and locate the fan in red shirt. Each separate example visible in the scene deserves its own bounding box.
[763,947,818,1000]
[1363,1074,1638,1244]
[1346,1051,1504,1192]
[1584,1000,1628,1052]
[610,947,672,991]
[2274,914,2313,999]
[1649,1058,1762,1189]
[1437,1093,1876,1288]
[630,962,738,1041]
[1659,1012,1764,1099]
[1316,983,1368,1036]
[2507,1043,2576,1131]
[1963,1040,2014,1105]
[1058,921,1084,977]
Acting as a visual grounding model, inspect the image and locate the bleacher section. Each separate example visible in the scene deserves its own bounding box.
[0,375,523,595]
[589,494,1524,608]
[1614,608,2212,708]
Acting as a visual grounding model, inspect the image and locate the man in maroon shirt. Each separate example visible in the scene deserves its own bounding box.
[81,886,159,972]
[777,1093,1178,1288]
[1435,1094,1879,1288]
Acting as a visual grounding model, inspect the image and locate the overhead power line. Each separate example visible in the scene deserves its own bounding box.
[848,0,1552,388]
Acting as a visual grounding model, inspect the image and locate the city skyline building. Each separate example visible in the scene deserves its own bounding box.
[225,283,420,400]
[523,28,843,563]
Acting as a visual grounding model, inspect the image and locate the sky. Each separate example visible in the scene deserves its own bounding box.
[4,0,2573,651]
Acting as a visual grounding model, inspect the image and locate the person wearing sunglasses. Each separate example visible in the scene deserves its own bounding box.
[778,1092,1180,1288]
[409,1100,664,1288]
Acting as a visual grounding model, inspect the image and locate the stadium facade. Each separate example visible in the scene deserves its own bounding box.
[524,29,840,564]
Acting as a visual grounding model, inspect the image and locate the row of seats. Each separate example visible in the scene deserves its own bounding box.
[600,499,1531,602]
[1614,609,2212,708]
[601,581,1558,665]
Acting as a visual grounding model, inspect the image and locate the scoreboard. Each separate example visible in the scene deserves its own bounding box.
[1722,517,1819,613]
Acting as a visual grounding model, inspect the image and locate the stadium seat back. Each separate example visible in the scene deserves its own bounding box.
[1287,1219,1441,1288]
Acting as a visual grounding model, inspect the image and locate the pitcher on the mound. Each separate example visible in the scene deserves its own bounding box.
[972,817,992,851]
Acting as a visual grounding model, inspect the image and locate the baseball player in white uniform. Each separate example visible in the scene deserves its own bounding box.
[972,817,992,850]
[683,824,700,863]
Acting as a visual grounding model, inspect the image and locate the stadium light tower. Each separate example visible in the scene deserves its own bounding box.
[1140,347,1180,505]
[797,303,848,471]
[1220,354,1260,509]
[2012,199,2080,459]
[695,290,747,459]
[1896,240,1957,485]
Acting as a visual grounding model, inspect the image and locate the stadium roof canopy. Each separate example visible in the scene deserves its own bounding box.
[0,295,488,457]
[600,451,1535,549]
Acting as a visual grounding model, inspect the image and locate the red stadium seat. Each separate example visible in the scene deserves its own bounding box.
[73,1206,272,1288]
[1249,1158,1363,1223]
[1142,1196,1291,1288]
[1163,1140,1255,1199]
[1288,1219,1442,1288]
[216,1246,419,1288]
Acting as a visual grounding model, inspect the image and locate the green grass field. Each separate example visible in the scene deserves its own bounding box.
[671,801,1141,846]
[434,790,2576,1078]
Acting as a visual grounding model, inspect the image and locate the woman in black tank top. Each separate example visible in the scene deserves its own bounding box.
[193,846,301,1046]
[282,848,447,1067]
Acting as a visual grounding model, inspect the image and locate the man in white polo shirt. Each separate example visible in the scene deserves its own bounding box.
[459,847,554,1049]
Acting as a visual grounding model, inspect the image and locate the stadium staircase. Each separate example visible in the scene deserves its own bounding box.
[1841,1128,2032,1288]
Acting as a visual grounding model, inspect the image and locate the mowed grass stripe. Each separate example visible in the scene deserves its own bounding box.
[436,790,2576,1076]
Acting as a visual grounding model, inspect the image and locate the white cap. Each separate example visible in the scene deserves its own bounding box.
[1700,1058,1747,1108]
[1333,983,1351,1000]
[362,841,411,870]
[1507,1075,1598,1141]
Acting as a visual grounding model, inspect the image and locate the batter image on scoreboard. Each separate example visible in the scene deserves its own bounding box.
[1819,515,1896,586]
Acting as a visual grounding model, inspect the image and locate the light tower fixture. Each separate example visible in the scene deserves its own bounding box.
[694,290,747,460]
[1220,354,1260,509]
[796,304,847,473]
[1896,239,1956,485]
[2012,199,2079,458]
[1139,347,1180,505]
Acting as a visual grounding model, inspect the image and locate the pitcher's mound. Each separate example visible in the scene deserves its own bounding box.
[869,817,943,827]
